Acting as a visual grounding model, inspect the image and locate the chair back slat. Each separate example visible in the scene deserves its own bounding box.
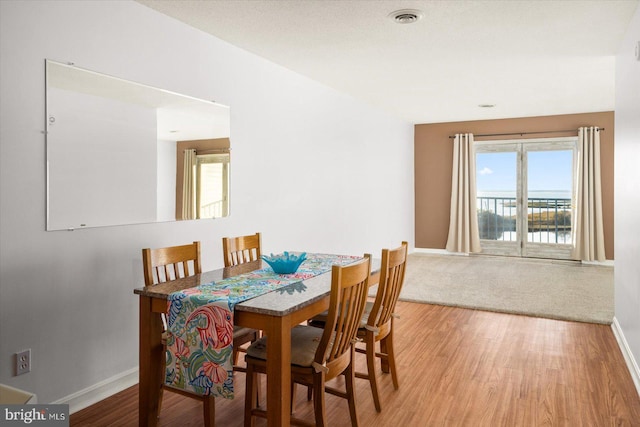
[142,241,202,286]
[368,242,408,330]
[222,232,262,267]
[182,260,192,278]
[317,255,370,375]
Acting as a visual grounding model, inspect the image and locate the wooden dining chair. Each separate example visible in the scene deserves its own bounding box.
[306,242,408,413]
[222,232,262,267]
[243,255,371,427]
[354,241,408,412]
[142,240,256,426]
[142,241,215,425]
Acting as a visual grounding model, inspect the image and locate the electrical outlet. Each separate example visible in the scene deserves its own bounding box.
[16,349,31,375]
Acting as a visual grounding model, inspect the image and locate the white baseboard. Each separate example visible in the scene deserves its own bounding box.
[611,317,640,398]
[414,248,616,265]
[582,259,615,267]
[52,367,138,414]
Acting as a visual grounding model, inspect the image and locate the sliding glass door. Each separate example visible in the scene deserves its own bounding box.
[475,138,576,259]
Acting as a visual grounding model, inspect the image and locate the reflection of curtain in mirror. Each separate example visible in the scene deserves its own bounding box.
[182,149,197,220]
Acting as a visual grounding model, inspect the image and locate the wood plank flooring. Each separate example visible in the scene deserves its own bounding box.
[70,301,640,426]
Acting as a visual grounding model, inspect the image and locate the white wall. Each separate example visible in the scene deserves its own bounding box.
[614,4,640,391]
[0,0,414,406]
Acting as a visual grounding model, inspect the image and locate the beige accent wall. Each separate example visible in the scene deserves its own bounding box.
[415,111,615,260]
[175,138,230,220]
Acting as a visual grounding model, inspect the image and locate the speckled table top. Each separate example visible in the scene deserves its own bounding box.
[134,258,380,317]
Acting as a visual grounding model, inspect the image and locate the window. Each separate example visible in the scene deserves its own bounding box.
[175,139,230,221]
[195,153,229,219]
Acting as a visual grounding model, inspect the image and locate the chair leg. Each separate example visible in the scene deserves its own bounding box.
[157,387,164,419]
[250,332,261,408]
[312,373,327,427]
[379,337,390,374]
[244,364,256,427]
[384,330,399,390]
[345,353,360,427]
[290,382,312,413]
[290,382,297,414]
[158,349,166,418]
[366,339,382,412]
[203,396,215,427]
[254,372,261,408]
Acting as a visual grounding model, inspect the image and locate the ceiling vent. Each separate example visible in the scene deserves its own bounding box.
[388,9,423,24]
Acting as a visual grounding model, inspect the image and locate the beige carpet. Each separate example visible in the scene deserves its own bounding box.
[399,253,614,324]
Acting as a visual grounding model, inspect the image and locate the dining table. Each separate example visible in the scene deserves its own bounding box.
[134,255,380,427]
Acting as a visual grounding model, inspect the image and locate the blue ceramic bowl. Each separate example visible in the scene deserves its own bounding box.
[261,252,307,274]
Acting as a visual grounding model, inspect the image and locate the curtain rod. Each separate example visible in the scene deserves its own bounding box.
[448,128,605,139]
[186,148,230,154]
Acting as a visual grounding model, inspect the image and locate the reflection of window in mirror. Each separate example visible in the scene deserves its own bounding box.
[196,154,229,219]
[176,138,230,220]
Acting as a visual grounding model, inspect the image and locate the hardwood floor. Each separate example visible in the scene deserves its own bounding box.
[70,301,640,426]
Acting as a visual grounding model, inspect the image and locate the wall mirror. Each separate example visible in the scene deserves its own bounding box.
[45,59,231,231]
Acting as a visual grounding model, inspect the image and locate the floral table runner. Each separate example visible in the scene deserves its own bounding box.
[164,253,360,399]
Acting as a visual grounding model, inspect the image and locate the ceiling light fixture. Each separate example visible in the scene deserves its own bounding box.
[388,9,423,24]
[478,104,496,108]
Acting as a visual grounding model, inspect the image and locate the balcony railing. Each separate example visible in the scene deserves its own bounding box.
[199,200,224,219]
[476,196,572,244]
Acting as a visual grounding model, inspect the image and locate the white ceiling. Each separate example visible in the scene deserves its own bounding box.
[136,0,639,124]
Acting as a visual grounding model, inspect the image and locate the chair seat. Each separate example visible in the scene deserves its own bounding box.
[233,325,257,337]
[309,301,374,329]
[247,325,325,368]
[232,326,259,355]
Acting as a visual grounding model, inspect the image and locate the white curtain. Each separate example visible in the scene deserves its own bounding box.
[572,127,606,261]
[182,149,197,220]
[446,133,481,253]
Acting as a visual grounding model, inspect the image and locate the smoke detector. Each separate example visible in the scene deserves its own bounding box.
[388,9,424,24]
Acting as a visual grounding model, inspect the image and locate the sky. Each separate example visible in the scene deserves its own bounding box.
[476,149,573,195]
